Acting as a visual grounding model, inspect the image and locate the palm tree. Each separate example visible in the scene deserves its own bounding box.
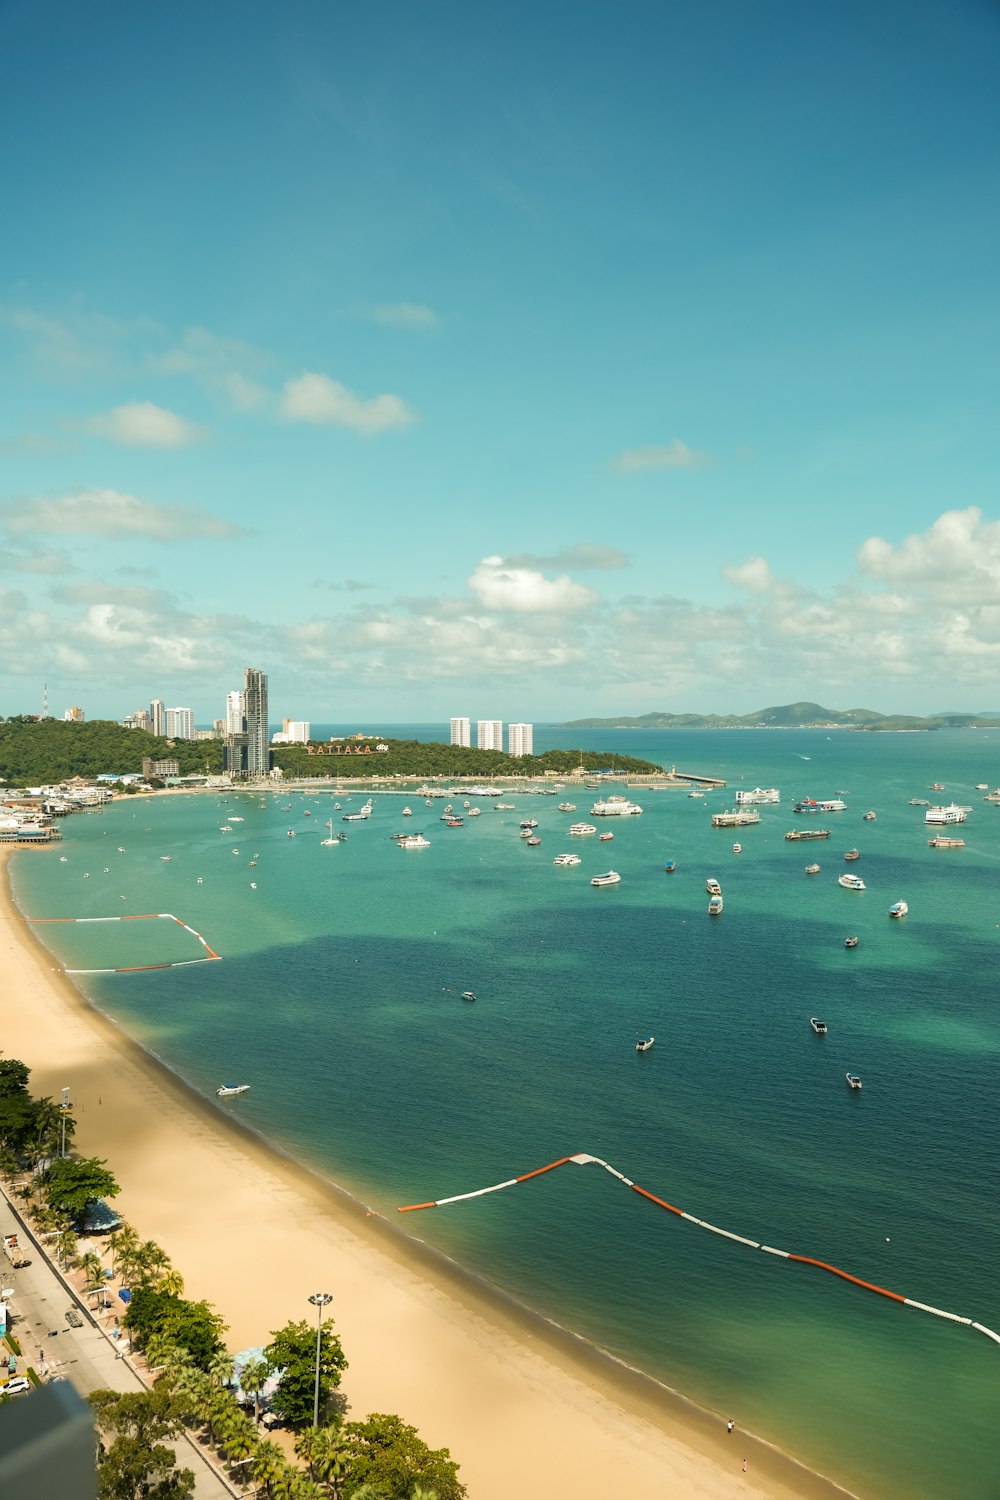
[208,1348,235,1390]
[239,1356,271,1425]
[301,1427,351,1498]
[55,1226,78,1270]
[159,1266,185,1297]
[79,1250,105,1305]
[109,1222,140,1284]
[219,1408,258,1467]
[133,1238,171,1288]
[249,1438,285,1499]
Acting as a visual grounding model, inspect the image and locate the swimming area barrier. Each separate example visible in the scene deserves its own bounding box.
[29,912,221,972]
[399,1151,998,1347]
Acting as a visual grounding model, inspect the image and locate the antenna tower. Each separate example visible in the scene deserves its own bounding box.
[43,682,49,718]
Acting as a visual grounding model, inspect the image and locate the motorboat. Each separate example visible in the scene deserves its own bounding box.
[553,852,581,866]
[846,1073,863,1090]
[863,811,877,820]
[343,800,374,822]
[888,900,908,918]
[687,789,704,798]
[599,832,614,841]
[909,798,931,806]
[398,834,430,849]
[216,1084,250,1098]
[402,807,413,816]
[526,835,541,846]
[461,991,476,1002]
[732,842,742,854]
[468,808,482,817]
[838,873,866,890]
[591,870,621,887]
[708,894,724,915]
[635,1037,655,1053]
[805,864,821,874]
[844,935,859,948]
[445,817,464,827]
[557,802,576,812]
[843,849,860,861]
[810,1018,828,1034]
[706,878,721,895]
[569,822,597,836]
[519,819,539,829]
[663,860,676,873]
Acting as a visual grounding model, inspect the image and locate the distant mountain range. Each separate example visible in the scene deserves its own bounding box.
[557,702,1000,732]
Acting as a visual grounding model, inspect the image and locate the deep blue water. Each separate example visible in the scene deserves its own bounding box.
[12,727,1000,1500]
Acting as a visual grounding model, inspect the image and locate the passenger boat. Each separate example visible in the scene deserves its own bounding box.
[519,819,539,829]
[591,870,621,887]
[599,832,614,841]
[805,863,821,874]
[569,822,597,836]
[888,900,908,918]
[216,1084,250,1098]
[732,842,742,854]
[735,787,780,805]
[785,829,831,841]
[843,849,860,861]
[343,800,374,822]
[810,1018,828,1034]
[591,796,643,817]
[928,836,965,848]
[924,804,969,825]
[909,798,931,806]
[553,852,581,866]
[494,802,516,810]
[398,834,430,849]
[708,894,724,915]
[838,873,866,890]
[846,1073,863,1090]
[844,935,859,948]
[557,802,576,812]
[635,1037,655,1053]
[794,798,846,814]
[705,878,721,895]
[863,811,877,820]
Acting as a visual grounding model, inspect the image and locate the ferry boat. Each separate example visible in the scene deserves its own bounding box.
[706,877,721,895]
[343,800,374,822]
[708,894,724,915]
[557,802,576,812]
[635,1037,655,1053]
[924,804,969,825]
[846,1073,863,1090]
[398,834,430,849]
[569,822,597,836]
[794,798,846,814]
[591,870,621,887]
[785,829,831,841]
[810,1018,828,1035]
[805,863,821,874]
[711,808,760,827]
[735,787,780,805]
[553,852,581,866]
[843,849,860,861]
[888,900,908,918]
[928,835,965,848]
[838,873,866,890]
[590,797,643,817]
[216,1083,250,1098]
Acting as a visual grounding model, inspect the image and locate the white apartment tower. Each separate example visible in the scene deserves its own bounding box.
[477,719,503,751]
[149,699,165,737]
[508,722,533,757]
[225,690,245,735]
[165,707,195,740]
[450,717,471,747]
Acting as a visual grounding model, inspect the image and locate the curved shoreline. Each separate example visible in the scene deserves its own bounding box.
[1,845,859,1500]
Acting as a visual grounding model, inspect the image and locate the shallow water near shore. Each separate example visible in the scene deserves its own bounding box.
[12,726,1000,1500]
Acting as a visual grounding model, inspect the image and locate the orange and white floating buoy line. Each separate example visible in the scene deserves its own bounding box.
[399,1151,1000,1347]
[29,912,221,972]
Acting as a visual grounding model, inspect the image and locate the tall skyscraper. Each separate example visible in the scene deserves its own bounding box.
[450,717,471,747]
[149,699,165,737]
[225,690,245,735]
[244,667,269,778]
[477,719,503,751]
[508,722,533,757]
[165,707,194,740]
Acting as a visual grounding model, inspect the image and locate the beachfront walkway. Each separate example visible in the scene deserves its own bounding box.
[1,1188,237,1499]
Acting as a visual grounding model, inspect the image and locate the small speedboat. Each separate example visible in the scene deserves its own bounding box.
[846,1073,863,1090]
[844,935,859,948]
[599,832,614,841]
[461,991,476,1002]
[888,900,908,918]
[732,842,742,854]
[708,894,724,915]
[663,860,676,873]
[863,811,877,821]
[635,1037,655,1053]
[217,1083,250,1098]
[810,1018,828,1034]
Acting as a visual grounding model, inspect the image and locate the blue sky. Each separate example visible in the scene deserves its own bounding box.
[1,0,998,725]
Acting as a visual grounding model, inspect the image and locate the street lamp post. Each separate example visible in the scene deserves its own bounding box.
[308,1291,333,1428]
[59,1086,72,1159]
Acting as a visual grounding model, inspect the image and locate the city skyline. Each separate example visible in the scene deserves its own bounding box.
[1,4,998,720]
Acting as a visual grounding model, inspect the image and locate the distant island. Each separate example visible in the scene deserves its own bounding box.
[558,701,1000,732]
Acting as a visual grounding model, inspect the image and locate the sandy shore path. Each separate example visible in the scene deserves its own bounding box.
[1,848,853,1500]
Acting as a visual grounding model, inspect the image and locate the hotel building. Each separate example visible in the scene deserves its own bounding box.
[508,722,533,757]
[477,719,503,751]
[450,717,471,747]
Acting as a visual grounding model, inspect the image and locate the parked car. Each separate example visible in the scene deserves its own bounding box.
[65,1307,83,1328]
[0,1376,32,1396]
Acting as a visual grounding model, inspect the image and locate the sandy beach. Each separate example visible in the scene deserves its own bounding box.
[1,845,855,1500]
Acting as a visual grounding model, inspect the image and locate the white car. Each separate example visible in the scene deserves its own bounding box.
[0,1376,31,1395]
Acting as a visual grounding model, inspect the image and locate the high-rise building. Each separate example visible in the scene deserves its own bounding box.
[225,691,245,735]
[508,722,533,757]
[450,717,471,747]
[122,708,151,731]
[243,667,269,778]
[149,699,165,737]
[63,706,85,722]
[477,719,503,751]
[165,707,194,740]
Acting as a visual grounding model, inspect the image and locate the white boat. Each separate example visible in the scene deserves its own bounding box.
[810,1018,828,1034]
[591,797,643,817]
[519,819,539,829]
[889,900,908,918]
[230,816,244,823]
[805,863,821,874]
[402,806,413,816]
[735,787,780,805]
[635,1037,655,1053]
[687,789,704,798]
[838,873,866,890]
[321,819,342,846]
[216,1084,250,1098]
[343,799,374,822]
[708,894,724,914]
[846,1073,863,1090]
[863,811,877,820]
[599,832,614,841]
[553,852,581,866]
[461,990,476,1002]
[467,808,481,817]
[220,825,233,832]
[732,843,742,854]
[399,834,430,849]
[706,878,721,895]
[557,802,576,812]
[924,804,968,825]
[526,835,541,846]
[569,823,597,836]
[591,870,621,887]
[494,803,516,810]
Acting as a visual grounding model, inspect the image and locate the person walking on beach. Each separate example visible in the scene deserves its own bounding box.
[727,1418,734,1435]
[743,1457,748,1472]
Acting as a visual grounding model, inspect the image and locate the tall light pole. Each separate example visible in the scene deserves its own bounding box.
[59,1086,73,1159]
[308,1292,332,1428]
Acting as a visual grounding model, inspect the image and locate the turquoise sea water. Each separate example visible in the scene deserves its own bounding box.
[11,727,1000,1500]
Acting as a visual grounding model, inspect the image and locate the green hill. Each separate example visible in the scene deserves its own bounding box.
[558,703,995,731]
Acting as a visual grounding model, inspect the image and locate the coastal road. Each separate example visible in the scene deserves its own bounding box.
[2,1193,238,1499]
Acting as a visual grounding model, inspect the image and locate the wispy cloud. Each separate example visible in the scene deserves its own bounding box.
[505,543,630,573]
[370,302,439,330]
[0,548,76,575]
[280,372,417,435]
[311,578,372,592]
[83,401,205,448]
[612,440,712,473]
[1,489,245,541]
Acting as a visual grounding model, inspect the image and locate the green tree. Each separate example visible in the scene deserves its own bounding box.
[264,1318,348,1428]
[341,1414,465,1500]
[80,1249,107,1303]
[123,1285,227,1370]
[249,1438,286,1498]
[238,1355,271,1424]
[110,1223,141,1283]
[41,1154,119,1218]
[296,1424,351,1495]
[89,1385,195,1500]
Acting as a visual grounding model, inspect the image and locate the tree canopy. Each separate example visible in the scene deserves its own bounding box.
[123,1286,227,1371]
[271,737,661,781]
[264,1316,348,1426]
[342,1412,466,1499]
[89,1385,195,1500]
[0,717,222,784]
[41,1155,119,1217]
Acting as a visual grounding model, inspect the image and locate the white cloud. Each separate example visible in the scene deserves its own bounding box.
[371,303,439,330]
[858,507,1000,605]
[505,543,630,572]
[0,548,75,575]
[468,555,598,614]
[84,401,204,448]
[723,556,775,594]
[1,489,244,541]
[280,372,417,435]
[612,440,712,473]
